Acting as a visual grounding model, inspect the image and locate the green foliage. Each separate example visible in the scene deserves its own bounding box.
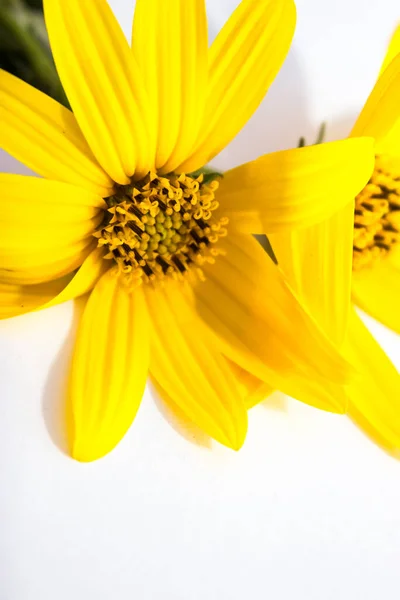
[0,0,68,106]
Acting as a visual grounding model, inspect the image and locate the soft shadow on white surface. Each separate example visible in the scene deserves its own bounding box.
[41,296,87,456]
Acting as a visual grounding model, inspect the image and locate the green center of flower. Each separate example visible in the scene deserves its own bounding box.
[94,172,228,285]
[353,154,400,270]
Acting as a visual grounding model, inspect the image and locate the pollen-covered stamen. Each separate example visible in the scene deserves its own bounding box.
[94,172,227,285]
[353,154,400,270]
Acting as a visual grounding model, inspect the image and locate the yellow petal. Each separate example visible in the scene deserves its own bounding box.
[145,280,248,450]
[0,248,108,319]
[0,276,72,320]
[379,24,400,76]
[0,175,103,284]
[40,247,109,311]
[352,252,400,334]
[219,138,374,233]
[178,0,296,173]
[228,361,274,410]
[132,0,207,173]
[68,270,150,462]
[43,0,153,183]
[150,376,212,449]
[351,54,400,154]
[344,308,400,452]
[0,69,113,196]
[194,233,352,413]
[269,201,355,347]
[0,240,95,286]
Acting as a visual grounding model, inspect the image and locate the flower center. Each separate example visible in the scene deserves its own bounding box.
[353,154,400,270]
[94,172,228,285]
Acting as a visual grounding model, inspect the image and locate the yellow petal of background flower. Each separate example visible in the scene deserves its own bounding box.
[352,251,400,334]
[379,24,400,76]
[0,276,72,320]
[0,175,104,285]
[178,0,296,173]
[43,0,153,184]
[194,234,352,413]
[351,54,400,154]
[269,202,355,347]
[145,280,248,450]
[68,270,150,462]
[219,138,374,233]
[344,308,400,452]
[0,70,113,196]
[132,0,207,173]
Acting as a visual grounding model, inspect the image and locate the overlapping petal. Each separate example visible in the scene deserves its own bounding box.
[270,201,355,347]
[218,139,374,234]
[0,277,72,320]
[68,270,150,462]
[0,248,108,319]
[178,0,296,173]
[0,70,113,196]
[43,0,153,183]
[228,362,274,410]
[194,234,353,413]
[145,280,248,450]
[0,175,103,285]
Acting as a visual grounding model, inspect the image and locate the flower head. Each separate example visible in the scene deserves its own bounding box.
[0,0,374,461]
[267,26,400,457]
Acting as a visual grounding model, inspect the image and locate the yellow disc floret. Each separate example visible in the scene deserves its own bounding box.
[94,172,228,286]
[353,154,400,270]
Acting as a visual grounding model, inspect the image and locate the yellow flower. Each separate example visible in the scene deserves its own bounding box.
[0,0,373,461]
[269,26,400,457]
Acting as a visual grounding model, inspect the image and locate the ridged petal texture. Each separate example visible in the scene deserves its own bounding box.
[218,139,375,234]
[194,234,353,413]
[43,0,153,184]
[269,201,355,347]
[0,175,104,285]
[178,0,296,172]
[145,280,248,450]
[68,270,150,462]
[0,69,113,196]
[132,0,208,173]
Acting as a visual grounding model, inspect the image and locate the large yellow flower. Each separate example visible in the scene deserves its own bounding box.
[269,27,400,456]
[0,0,373,461]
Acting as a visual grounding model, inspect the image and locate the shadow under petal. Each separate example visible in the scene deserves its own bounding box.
[41,295,88,456]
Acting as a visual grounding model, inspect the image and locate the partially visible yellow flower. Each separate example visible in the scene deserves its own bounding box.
[268,26,400,456]
[0,0,374,461]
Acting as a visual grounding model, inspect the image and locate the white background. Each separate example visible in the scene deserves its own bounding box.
[1,1,400,599]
